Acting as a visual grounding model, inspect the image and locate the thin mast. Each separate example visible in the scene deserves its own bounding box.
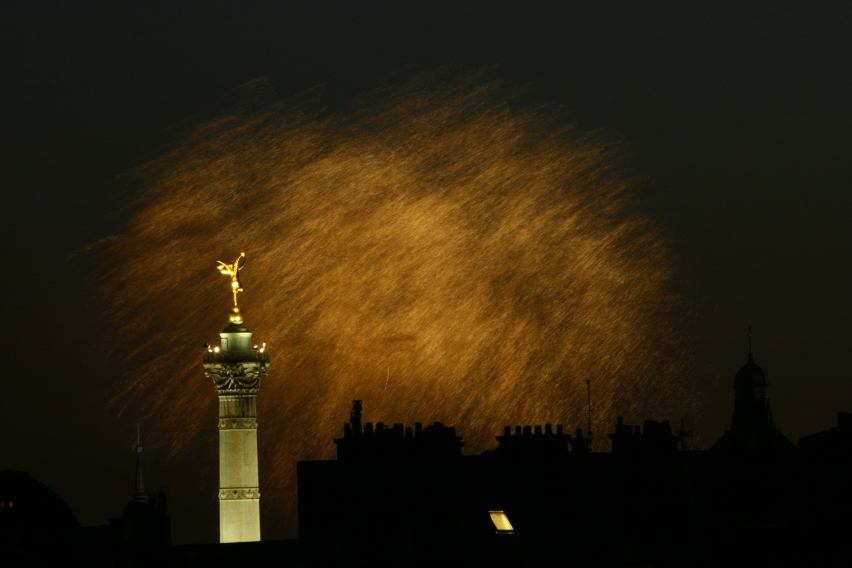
[586,379,595,452]
[134,423,147,502]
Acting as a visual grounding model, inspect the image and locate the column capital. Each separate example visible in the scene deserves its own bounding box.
[204,361,268,394]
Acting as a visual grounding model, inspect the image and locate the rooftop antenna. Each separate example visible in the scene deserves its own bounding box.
[585,379,595,452]
[134,423,148,503]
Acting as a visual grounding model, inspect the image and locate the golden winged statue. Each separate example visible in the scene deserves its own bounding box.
[217,252,246,307]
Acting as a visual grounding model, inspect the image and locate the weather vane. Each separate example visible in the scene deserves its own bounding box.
[217,252,246,307]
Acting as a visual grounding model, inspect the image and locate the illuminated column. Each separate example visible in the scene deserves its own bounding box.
[203,307,269,542]
[202,253,269,543]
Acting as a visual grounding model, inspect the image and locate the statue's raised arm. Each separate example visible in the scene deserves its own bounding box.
[217,252,246,307]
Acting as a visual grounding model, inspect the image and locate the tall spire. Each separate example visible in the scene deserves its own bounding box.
[134,423,148,503]
[747,326,753,360]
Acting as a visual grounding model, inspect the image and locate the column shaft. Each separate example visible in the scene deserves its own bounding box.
[218,394,260,543]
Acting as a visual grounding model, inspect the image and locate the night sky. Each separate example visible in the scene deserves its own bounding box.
[2,2,851,544]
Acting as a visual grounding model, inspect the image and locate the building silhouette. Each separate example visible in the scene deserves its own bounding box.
[83,426,171,567]
[15,331,852,567]
[297,341,851,567]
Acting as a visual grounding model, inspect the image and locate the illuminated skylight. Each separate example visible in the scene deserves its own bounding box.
[489,510,514,534]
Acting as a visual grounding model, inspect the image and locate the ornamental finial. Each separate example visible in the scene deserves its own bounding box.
[217,252,246,323]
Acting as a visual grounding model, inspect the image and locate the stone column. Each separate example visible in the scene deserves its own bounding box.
[203,312,269,543]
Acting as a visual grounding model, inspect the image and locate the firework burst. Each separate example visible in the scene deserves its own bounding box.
[99,73,695,537]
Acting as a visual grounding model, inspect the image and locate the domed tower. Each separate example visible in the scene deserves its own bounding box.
[712,329,792,453]
[731,350,773,431]
[202,253,270,543]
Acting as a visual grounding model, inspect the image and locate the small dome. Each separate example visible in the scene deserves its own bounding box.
[734,353,768,388]
[0,471,80,531]
[0,471,82,563]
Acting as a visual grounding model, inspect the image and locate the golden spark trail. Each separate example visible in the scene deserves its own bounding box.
[98,74,696,537]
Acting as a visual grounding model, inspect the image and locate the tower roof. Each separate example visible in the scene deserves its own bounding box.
[734,352,769,389]
[734,327,768,388]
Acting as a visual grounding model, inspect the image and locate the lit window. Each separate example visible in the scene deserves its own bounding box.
[489,510,514,534]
